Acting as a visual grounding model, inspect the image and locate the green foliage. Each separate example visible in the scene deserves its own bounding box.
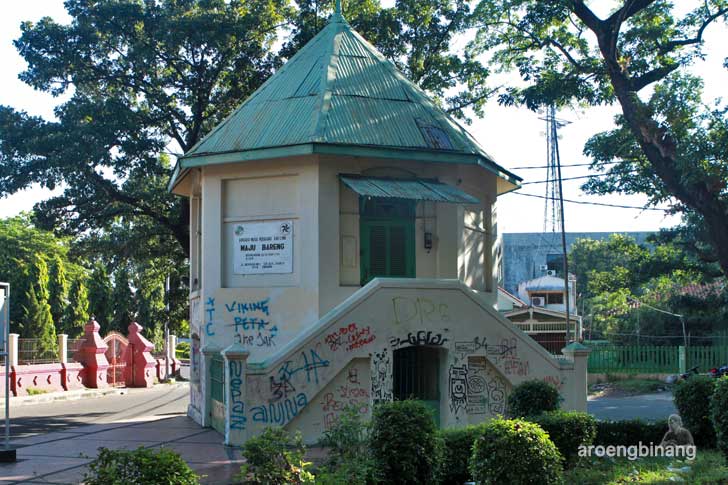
[62,277,89,338]
[469,418,563,485]
[176,342,190,360]
[83,447,198,485]
[507,379,560,418]
[26,387,49,396]
[594,419,668,448]
[22,256,57,354]
[470,0,728,276]
[711,376,728,460]
[674,375,717,448]
[529,411,597,468]
[86,261,113,329]
[316,407,377,485]
[369,400,442,485]
[47,254,68,327]
[438,425,480,485]
[239,427,315,485]
[110,265,135,333]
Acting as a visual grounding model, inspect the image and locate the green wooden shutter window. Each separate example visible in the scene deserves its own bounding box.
[360,216,415,285]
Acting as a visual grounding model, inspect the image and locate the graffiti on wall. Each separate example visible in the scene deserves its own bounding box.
[488,338,530,376]
[371,349,392,402]
[392,297,450,326]
[465,357,488,415]
[325,323,376,352]
[277,349,330,385]
[230,360,246,430]
[389,330,448,348]
[321,384,371,430]
[205,297,216,336]
[225,298,277,348]
[449,364,468,414]
[251,392,308,424]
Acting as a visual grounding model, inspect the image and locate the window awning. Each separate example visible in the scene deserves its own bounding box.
[339,175,480,204]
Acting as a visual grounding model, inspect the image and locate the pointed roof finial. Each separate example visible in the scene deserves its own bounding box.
[331,0,345,22]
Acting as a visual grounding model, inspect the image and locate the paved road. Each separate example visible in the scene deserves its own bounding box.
[588,391,677,421]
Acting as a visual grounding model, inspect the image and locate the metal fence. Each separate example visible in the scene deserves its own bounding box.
[588,345,728,374]
[68,338,86,362]
[17,338,58,365]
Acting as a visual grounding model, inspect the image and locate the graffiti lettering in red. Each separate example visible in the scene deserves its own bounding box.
[325,323,376,352]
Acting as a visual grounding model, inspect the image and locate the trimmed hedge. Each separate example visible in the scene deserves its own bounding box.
[370,400,442,485]
[530,411,597,467]
[594,419,668,447]
[711,376,728,459]
[507,379,561,418]
[470,418,563,485]
[439,426,480,485]
[674,375,716,448]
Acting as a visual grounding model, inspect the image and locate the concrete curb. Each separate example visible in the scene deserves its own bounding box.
[10,382,188,407]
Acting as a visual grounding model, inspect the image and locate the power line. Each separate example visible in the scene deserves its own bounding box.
[521,173,630,185]
[510,161,624,170]
[509,192,671,211]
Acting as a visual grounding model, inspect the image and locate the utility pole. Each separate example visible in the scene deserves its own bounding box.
[164,275,170,382]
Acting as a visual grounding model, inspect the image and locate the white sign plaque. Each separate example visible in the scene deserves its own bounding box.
[233,220,293,274]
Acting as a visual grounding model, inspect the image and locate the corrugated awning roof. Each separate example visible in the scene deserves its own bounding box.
[340,175,479,204]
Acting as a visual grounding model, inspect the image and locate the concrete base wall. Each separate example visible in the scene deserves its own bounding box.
[189,279,587,445]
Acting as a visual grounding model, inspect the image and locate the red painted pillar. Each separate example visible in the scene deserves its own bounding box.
[74,319,109,388]
[126,322,156,387]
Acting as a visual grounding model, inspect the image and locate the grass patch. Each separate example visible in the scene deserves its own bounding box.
[565,450,728,484]
[26,387,49,396]
[590,379,669,397]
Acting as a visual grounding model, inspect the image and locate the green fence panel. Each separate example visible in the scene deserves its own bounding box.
[589,345,728,374]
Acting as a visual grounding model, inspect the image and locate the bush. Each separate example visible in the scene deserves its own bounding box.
[369,400,442,485]
[176,341,190,359]
[530,411,597,467]
[239,427,314,485]
[439,426,480,485]
[711,376,728,459]
[594,419,667,447]
[316,406,377,485]
[470,418,563,485]
[84,447,198,485]
[674,375,716,448]
[507,379,561,417]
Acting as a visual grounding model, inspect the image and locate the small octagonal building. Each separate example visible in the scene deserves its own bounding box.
[170,8,588,445]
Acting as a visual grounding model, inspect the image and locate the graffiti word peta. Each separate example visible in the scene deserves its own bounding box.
[205,297,216,336]
[325,323,376,352]
[225,299,270,316]
[390,330,448,348]
[229,361,246,430]
[277,349,330,385]
[251,393,307,424]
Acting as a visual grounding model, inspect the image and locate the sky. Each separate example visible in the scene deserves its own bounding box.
[1,1,726,234]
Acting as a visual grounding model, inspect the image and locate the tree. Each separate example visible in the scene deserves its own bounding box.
[63,277,89,338]
[110,265,135,334]
[86,261,113,329]
[471,0,728,275]
[48,254,68,328]
[22,256,57,355]
[1,0,290,256]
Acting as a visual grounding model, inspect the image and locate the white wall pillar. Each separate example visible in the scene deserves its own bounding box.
[222,342,249,446]
[8,333,18,367]
[58,334,68,364]
[562,342,591,412]
[200,345,221,428]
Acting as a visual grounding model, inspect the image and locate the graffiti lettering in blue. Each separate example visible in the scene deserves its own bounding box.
[251,392,307,424]
[233,317,269,332]
[277,349,330,385]
[230,360,246,430]
[224,299,270,316]
[239,333,277,348]
[205,297,216,336]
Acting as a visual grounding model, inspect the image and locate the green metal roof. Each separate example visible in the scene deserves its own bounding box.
[340,175,480,204]
[169,11,521,193]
